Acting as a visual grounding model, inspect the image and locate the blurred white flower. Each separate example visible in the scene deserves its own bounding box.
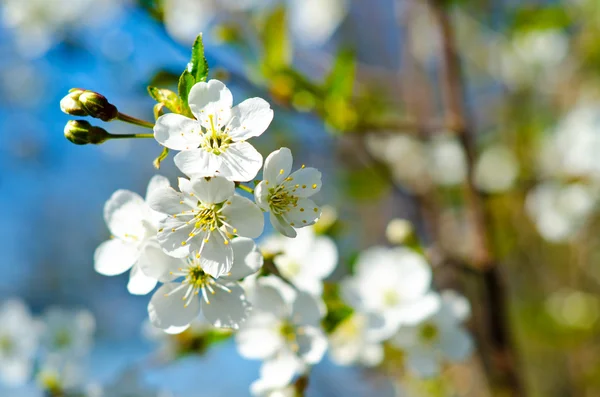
[341,247,438,334]
[540,105,600,181]
[390,291,473,377]
[255,148,323,238]
[147,176,263,270]
[261,227,337,295]
[288,0,347,46]
[428,135,467,187]
[328,312,387,367]
[474,144,519,193]
[366,133,430,192]
[526,182,597,242]
[251,376,296,397]
[0,299,40,387]
[39,308,95,360]
[94,175,172,295]
[145,238,262,332]
[236,276,327,386]
[385,218,414,245]
[154,79,273,182]
[88,368,172,397]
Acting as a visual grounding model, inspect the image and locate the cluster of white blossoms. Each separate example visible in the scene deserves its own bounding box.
[94,79,324,336]
[0,299,96,393]
[331,247,474,377]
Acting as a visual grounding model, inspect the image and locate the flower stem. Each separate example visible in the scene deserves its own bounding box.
[107,133,154,139]
[236,183,255,194]
[116,112,155,129]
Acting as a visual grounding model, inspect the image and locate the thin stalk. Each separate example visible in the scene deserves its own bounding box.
[108,133,154,139]
[236,183,255,194]
[116,112,155,129]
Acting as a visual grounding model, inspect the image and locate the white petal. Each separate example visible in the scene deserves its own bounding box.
[217,141,263,182]
[104,190,151,240]
[228,97,274,141]
[394,292,441,326]
[292,291,324,327]
[390,325,419,348]
[94,239,139,276]
[146,187,189,215]
[201,282,250,329]
[283,167,321,197]
[263,147,293,184]
[259,352,304,388]
[360,343,384,367]
[236,326,283,359]
[127,264,158,295]
[221,195,264,238]
[296,325,328,364]
[440,327,473,362]
[270,212,296,238]
[138,241,182,282]
[190,175,234,204]
[441,290,471,322]
[156,217,197,258]
[299,234,338,279]
[188,79,233,130]
[250,283,289,318]
[148,283,200,330]
[199,232,234,277]
[393,248,433,300]
[174,149,223,179]
[282,198,321,229]
[153,113,202,150]
[223,238,263,280]
[254,180,270,211]
[406,346,440,377]
[145,175,171,200]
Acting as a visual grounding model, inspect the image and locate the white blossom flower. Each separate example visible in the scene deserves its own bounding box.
[0,299,41,387]
[255,148,322,238]
[148,176,264,275]
[328,311,388,367]
[474,144,519,193]
[260,227,337,295]
[154,79,273,182]
[236,276,327,385]
[288,0,347,46]
[39,308,95,360]
[145,238,263,332]
[390,291,474,377]
[427,135,467,187]
[250,376,296,397]
[94,175,175,295]
[341,247,439,334]
[525,182,597,242]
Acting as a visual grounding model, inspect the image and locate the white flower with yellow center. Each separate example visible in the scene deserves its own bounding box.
[236,276,327,385]
[154,79,273,182]
[39,308,95,360]
[0,299,41,387]
[341,247,439,334]
[94,175,175,295]
[328,311,388,367]
[261,227,337,295]
[145,238,263,332]
[390,291,474,377]
[148,176,264,276]
[255,148,322,238]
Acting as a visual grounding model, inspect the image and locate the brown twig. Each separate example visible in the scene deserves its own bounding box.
[429,2,525,395]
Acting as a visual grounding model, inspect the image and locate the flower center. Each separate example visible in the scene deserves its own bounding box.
[383,290,400,307]
[168,257,232,307]
[53,329,72,349]
[200,114,232,155]
[268,185,298,215]
[279,321,300,352]
[0,335,13,355]
[419,322,439,343]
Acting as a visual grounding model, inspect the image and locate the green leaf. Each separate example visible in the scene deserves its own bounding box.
[325,49,356,100]
[178,70,195,117]
[510,5,571,34]
[147,86,182,113]
[187,33,209,83]
[261,6,291,74]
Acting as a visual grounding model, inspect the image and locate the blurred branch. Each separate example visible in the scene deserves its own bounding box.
[429,1,525,395]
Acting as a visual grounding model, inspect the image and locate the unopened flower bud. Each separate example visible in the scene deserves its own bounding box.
[60,88,88,116]
[79,91,118,121]
[64,120,109,145]
[386,218,414,245]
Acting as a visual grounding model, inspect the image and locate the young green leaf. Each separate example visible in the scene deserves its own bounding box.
[147,86,183,114]
[177,70,195,117]
[261,6,291,74]
[325,49,356,100]
[187,33,209,83]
